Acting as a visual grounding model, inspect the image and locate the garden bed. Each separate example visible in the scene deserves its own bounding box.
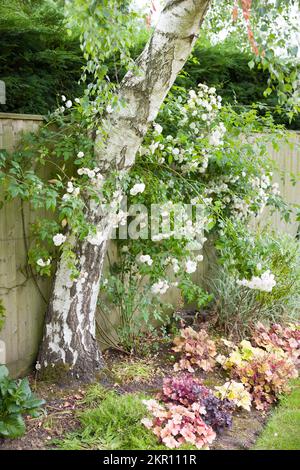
[0,348,268,450]
[1,319,299,451]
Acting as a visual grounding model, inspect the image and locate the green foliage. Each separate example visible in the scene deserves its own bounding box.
[0,299,5,331]
[0,0,84,115]
[0,365,45,438]
[65,0,139,127]
[98,272,172,354]
[176,41,300,130]
[211,232,300,338]
[1,1,299,131]
[56,391,169,450]
[201,1,300,120]
[80,384,110,408]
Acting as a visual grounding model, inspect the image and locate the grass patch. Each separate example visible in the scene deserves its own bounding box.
[254,379,300,450]
[56,391,169,450]
[80,384,110,407]
[56,389,197,450]
[111,359,158,385]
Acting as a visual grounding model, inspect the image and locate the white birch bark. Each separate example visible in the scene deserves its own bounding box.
[38,0,211,381]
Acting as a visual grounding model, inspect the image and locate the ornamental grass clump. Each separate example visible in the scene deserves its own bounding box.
[173,327,217,372]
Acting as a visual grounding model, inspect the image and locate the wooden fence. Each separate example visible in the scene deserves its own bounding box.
[0,113,299,377]
[0,114,49,377]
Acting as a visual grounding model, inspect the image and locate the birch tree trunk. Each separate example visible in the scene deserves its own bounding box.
[38,0,211,382]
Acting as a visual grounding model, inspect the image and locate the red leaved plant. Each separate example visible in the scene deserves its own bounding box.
[172,327,217,372]
[142,399,216,449]
[252,322,300,367]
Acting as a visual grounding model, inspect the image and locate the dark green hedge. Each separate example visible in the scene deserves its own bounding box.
[0,0,84,115]
[0,0,298,129]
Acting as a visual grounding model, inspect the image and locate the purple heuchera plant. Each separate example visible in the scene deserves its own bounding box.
[160,374,234,433]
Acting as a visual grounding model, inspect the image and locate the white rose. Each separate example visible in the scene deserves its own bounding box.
[139,254,153,266]
[87,169,96,179]
[185,260,197,274]
[130,183,145,196]
[67,181,74,193]
[153,123,163,134]
[53,233,67,247]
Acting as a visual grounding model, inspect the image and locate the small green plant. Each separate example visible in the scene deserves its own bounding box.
[80,384,110,408]
[98,273,171,354]
[0,365,45,438]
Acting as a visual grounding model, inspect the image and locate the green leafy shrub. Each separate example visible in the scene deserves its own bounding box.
[0,0,84,115]
[176,41,300,130]
[211,232,300,338]
[0,365,45,438]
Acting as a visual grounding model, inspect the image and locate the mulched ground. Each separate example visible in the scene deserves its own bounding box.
[0,344,269,451]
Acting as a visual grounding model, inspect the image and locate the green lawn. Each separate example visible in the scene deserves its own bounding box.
[254,379,300,450]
